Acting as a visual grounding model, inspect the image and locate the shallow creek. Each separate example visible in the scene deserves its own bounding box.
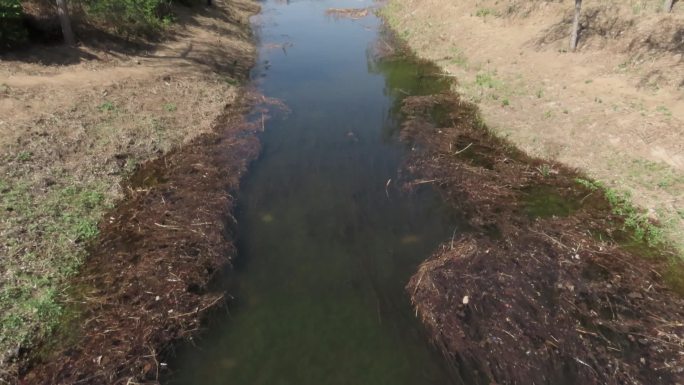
[166,1,465,383]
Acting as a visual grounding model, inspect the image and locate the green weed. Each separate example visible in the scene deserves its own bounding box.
[656,105,672,117]
[575,178,665,247]
[536,164,553,177]
[475,71,499,89]
[98,101,116,112]
[222,76,239,86]
[0,179,109,355]
[475,8,495,17]
[17,151,32,162]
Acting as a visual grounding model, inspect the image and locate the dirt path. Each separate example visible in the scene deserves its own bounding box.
[0,0,259,381]
[383,0,684,257]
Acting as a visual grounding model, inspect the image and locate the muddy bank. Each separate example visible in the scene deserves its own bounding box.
[398,92,684,384]
[17,97,262,384]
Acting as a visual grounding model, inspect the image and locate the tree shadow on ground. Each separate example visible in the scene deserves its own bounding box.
[1,0,257,68]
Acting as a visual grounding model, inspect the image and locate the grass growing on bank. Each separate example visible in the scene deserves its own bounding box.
[0,176,111,355]
[575,178,666,248]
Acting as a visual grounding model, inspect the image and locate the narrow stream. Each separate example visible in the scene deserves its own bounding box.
[167,0,464,383]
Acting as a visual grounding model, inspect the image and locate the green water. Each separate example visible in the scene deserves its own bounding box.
[166,1,464,383]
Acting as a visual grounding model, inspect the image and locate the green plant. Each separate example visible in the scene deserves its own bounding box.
[575,178,599,191]
[221,76,239,86]
[98,101,116,112]
[163,103,177,112]
[0,0,27,47]
[17,151,32,162]
[575,178,665,247]
[656,105,672,117]
[475,72,498,89]
[501,98,510,107]
[536,164,553,177]
[0,179,109,356]
[86,0,173,36]
[475,8,494,17]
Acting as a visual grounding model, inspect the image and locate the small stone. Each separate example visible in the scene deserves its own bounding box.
[462,295,470,305]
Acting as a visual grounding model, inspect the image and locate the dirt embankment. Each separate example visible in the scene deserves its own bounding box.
[0,0,260,382]
[399,92,684,384]
[383,0,684,257]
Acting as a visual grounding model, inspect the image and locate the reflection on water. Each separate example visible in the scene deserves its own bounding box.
[167,0,463,383]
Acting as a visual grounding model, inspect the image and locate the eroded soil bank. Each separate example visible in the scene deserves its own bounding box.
[398,90,684,383]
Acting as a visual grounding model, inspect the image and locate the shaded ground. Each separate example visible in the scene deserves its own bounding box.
[383,0,684,258]
[398,92,684,384]
[0,0,259,381]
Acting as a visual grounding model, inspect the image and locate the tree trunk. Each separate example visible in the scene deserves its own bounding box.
[55,0,75,45]
[663,0,674,12]
[570,0,582,51]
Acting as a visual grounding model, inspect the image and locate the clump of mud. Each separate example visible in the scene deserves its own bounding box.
[400,94,684,384]
[17,98,264,384]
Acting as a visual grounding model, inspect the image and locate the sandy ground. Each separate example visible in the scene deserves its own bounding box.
[0,0,257,375]
[383,0,684,257]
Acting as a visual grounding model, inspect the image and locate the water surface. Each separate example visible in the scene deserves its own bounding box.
[168,1,463,383]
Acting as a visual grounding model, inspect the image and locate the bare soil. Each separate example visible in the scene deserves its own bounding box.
[399,93,684,384]
[383,0,684,257]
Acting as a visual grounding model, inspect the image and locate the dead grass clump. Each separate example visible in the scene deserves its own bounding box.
[410,232,684,385]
